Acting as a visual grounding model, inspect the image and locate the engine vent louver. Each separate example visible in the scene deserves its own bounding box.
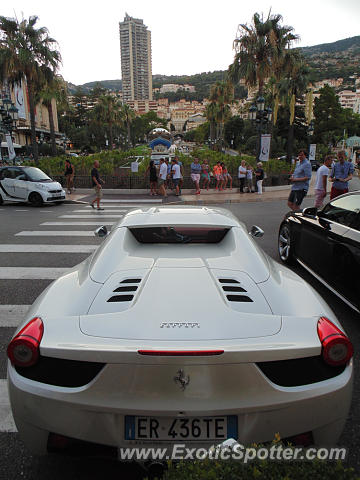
[107,278,141,303]
[218,278,253,303]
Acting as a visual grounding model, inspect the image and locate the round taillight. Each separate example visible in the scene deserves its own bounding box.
[317,317,353,367]
[7,317,44,367]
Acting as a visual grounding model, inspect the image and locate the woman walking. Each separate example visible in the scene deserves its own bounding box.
[255,162,264,195]
[221,163,232,190]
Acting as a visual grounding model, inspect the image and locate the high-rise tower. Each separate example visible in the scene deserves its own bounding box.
[119,13,153,102]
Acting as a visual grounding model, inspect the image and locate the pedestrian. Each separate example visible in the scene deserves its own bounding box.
[158,158,168,197]
[175,156,184,195]
[255,162,264,195]
[165,158,172,190]
[145,160,157,196]
[64,158,75,194]
[314,155,333,208]
[221,163,232,190]
[329,150,354,200]
[90,160,105,210]
[238,160,247,193]
[213,161,222,190]
[190,157,201,194]
[246,165,254,193]
[171,157,181,196]
[287,150,312,210]
[201,159,211,190]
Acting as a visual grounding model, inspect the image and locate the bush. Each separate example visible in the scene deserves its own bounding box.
[163,454,357,480]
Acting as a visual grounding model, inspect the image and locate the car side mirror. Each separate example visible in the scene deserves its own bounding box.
[94,226,108,238]
[249,225,264,238]
[302,206,318,218]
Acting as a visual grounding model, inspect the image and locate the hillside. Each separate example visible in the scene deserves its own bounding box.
[67,36,360,97]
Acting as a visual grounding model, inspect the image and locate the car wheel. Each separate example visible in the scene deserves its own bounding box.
[0,194,3,205]
[278,223,294,264]
[29,192,43,207]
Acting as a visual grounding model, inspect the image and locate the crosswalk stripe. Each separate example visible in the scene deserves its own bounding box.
[0,267,69,279]
[76,208,128,212]
[41,222,115,226]
[71,206,129,215]
[0,380,17,433]
[101,199,161,203]
[0,245,97,253]
[60,214,123,218]
[0,305,30,327]
[15,231,97,237]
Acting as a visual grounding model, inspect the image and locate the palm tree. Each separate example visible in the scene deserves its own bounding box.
[228,12,298,97]
[0,15,61,163]
[92,94,123,149]
[205,101,218,146]
[39,74,68,155]
[120,103,136,148]
[278,62,310,160]
[209,81,233,150]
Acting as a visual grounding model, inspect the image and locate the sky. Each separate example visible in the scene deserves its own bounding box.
[3,0,360,86]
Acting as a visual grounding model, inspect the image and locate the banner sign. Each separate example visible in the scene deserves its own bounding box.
[14,81,26,119]
[309,144,317,161]
[5,133,16,161]
[259,134,271,162]
[131,162,139,172]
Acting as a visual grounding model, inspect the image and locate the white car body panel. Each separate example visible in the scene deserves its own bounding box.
[0,166,65,204]
[8,206,353,453]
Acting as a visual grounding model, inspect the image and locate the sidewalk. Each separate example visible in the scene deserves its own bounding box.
[66,173,319,205]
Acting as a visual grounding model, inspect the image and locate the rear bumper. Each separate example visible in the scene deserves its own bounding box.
[8,361,353,453]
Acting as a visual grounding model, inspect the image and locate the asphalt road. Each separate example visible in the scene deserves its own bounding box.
[0,185,359,479]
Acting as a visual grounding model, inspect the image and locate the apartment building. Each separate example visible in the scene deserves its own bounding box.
[338,89,360,112]
[119,14,153,102]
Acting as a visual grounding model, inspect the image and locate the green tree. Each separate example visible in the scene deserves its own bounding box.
[120,103,136,148]
[92,94,123,149]
[209,81,234,150]
[0,15,61,163]
[313,85,344,146]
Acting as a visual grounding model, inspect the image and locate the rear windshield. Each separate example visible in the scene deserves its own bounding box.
[130,227,230,243]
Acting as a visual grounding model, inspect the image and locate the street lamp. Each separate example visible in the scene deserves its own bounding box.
[0,94,19,165]
[249,96,272,161]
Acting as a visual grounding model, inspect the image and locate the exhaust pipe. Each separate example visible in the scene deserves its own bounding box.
[147,461,165,478]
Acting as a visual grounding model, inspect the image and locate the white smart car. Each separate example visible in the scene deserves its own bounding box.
[7,206,353,457]
[0,166,65,206]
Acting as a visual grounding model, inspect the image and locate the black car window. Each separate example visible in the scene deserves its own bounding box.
[321,194,360,227]
[0,168,17,179]
[350,213,360,232]
[14,169,25,179]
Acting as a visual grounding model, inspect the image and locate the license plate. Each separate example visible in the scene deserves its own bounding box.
[125,415,237,441]
[53,192,62,197]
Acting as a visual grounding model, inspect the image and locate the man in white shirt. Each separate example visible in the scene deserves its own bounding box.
[314,155,333,208]
[171,158,181,196]
[158,158,168,197]
[238,160,247,193]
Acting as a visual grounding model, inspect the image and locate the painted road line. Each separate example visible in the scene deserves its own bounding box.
[59,215,123,219]
[15,231,96,237]
[0,244,97,253]
[0,305,30,327]
[15,210,29,212]
[73,209,127,212]
[41,222,116,226]
[0,380,17,433]
[0,267,69,279]
[80,207,128,211]
[101,199,161,203]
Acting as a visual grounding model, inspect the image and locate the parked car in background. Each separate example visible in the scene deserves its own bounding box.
[7,206,353,458]
[0,166,66,206]
[278,191,360,312]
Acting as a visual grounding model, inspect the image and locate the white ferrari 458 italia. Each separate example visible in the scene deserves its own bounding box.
[7,206,353,456]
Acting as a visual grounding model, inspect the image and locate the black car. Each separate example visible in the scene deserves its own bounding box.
[278,191,360,313]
